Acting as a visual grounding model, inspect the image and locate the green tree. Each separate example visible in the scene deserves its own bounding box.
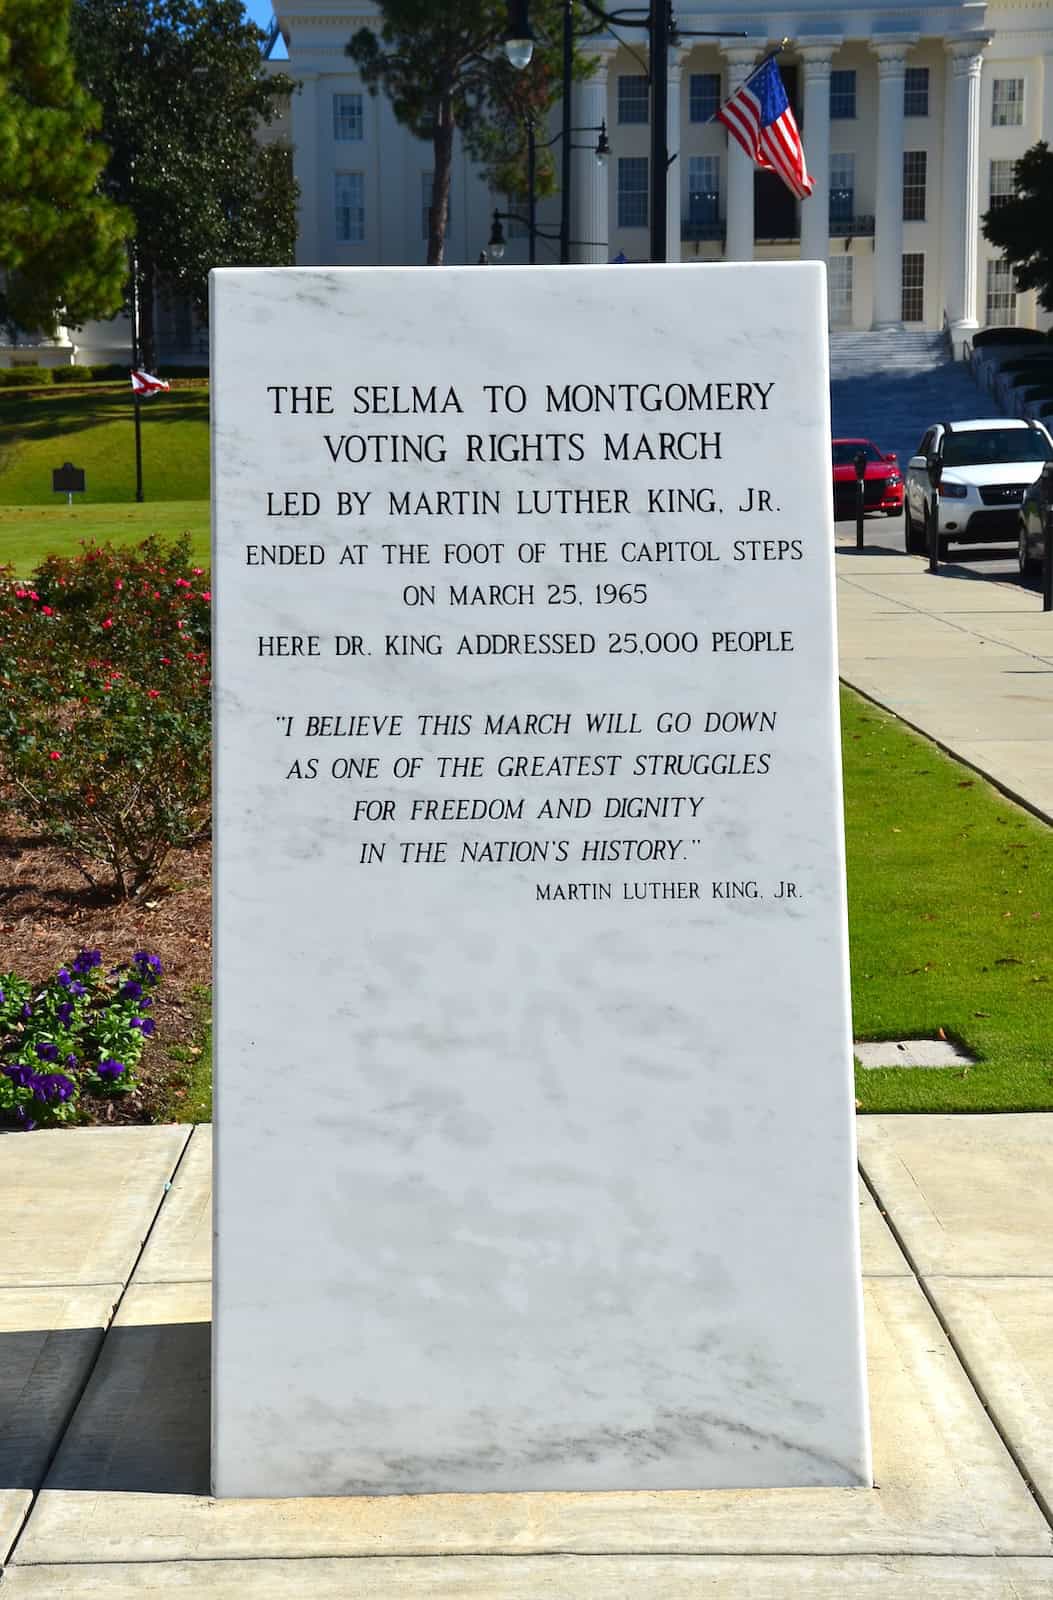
[982,142,1053,314]
[347,1,594,265]
[0,0,130,335]
[71,0,298,367]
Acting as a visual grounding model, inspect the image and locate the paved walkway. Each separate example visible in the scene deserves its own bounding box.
[836,527,1053,823]
[1,1118,1052,1594]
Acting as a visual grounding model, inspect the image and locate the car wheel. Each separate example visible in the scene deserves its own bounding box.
[905,503,924,553]
[1019,524,1041,579]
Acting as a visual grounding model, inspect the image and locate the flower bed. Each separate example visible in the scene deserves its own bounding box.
[1,947,164,1129]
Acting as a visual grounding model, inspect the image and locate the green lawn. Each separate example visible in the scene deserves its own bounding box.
[843,688,1053,1111]
[0,383,209,504]
[0,501,210,571]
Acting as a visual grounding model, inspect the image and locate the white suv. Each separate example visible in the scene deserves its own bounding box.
[904,419,1053,559]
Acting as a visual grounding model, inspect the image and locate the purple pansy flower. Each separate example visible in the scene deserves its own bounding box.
[35,1041,60,1063]
[97,1058,125,1081]
[33,1072,75,1104]
[119,979,143,1001]
[56,968,71,988]
[69,981,87,999]
[20,1001,32,1019]
[130,1017,156,1036]
[72,949,101,975]
[56,1001,74,1026]
[3,1062,36,1089]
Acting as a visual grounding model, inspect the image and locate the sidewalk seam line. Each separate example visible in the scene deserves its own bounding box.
[2,1124,197,1573]
[9,1548,1053,1567]
[858,1158,1053,1537]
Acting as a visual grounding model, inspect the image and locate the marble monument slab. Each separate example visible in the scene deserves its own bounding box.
[210,263,870,1497]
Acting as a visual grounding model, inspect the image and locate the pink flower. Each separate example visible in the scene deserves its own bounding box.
[114,579,124,591]
[49,750,61,761]
[160,657,170,665]
[102,617,113,629]
[192,567,204,575]
[200,591,211,601]
[40,606,53,616]
[147,689,160,699]
[14,589,25,598]
[29,591,38,601]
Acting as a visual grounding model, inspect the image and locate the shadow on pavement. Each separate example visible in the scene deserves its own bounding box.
[1,1322,210,1495]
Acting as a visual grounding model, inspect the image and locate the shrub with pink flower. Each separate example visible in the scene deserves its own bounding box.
[0,537,210,898]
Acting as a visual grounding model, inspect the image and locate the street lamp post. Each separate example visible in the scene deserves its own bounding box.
[506,1,742,264]
[489,121,608,263]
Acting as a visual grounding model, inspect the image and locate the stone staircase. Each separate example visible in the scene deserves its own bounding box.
[828,330,1003,470]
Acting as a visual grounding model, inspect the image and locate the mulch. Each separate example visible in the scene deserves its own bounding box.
[0,820,211,1124]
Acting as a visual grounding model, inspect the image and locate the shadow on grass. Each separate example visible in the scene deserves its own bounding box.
[0,388,209,447]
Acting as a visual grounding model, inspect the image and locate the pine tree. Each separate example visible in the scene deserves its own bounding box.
[72,0,298,367]
[347,1,594,265]
[0,0,130,335]
[982,142,1053,314]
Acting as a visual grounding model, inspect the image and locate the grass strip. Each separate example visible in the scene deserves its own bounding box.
[842,686,1053,1111]
[0,502,210,570]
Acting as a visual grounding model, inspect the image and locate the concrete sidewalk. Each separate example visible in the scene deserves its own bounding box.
[1,1118,1052,1595]
[835,529,1053,824]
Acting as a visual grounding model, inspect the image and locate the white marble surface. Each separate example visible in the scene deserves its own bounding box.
[210,264,870,1497]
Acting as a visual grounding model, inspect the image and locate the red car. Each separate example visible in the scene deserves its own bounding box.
[832,438,904,518]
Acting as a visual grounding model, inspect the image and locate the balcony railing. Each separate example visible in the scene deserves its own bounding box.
[829,214,875,237]
[681,219,725,241]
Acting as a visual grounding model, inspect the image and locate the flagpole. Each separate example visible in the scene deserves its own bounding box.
[130,241,144,504]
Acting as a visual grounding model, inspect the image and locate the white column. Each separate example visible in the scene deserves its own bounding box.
[722,44,759,262]
[571,49,614,264]
[870,42,912,327]
[943,37,990,350]
[799,46,836,265]
[292,72,320,266]
[666,46,685,262]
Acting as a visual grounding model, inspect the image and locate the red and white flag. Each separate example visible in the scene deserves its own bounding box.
[130,369,170,397]
[717,55,813,200]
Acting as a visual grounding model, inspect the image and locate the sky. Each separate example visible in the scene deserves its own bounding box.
[242,0,288,57]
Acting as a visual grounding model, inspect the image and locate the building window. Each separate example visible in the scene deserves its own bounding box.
[687,154,719,224]
[901,252,924,322]
[985,258,1017,326]
[333,92,363,141]
[992,78,1024,127]
[829,153,855,225]
[689,73,721,123]
[902,151,927,221]
[618,75,649,124]
[830,70,856,119]
[903,67,929,116]
[617,156,648,227]
[828,255,853,325]
[334,171,364,242]
[988,158,1016,209]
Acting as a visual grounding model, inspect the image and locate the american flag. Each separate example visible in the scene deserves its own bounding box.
[717,56,813,200]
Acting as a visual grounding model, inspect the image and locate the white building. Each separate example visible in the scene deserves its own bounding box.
[4,0,1049,370]
[277,0,1053,351]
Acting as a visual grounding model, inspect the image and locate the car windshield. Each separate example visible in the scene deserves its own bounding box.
[832,442,881,465]
[942,429,1052,467]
